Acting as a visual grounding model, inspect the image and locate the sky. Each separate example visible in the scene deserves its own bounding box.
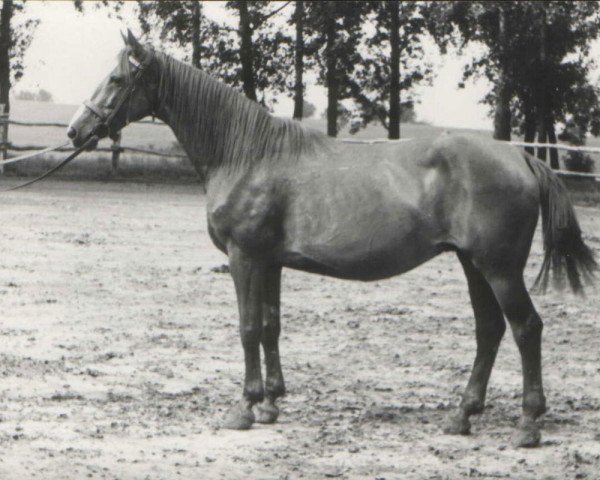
[15,0,493,130]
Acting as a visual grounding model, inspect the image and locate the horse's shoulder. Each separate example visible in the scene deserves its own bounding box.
[206,170,284,253]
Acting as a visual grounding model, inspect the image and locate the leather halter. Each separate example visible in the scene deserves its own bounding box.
[84,47,155,137]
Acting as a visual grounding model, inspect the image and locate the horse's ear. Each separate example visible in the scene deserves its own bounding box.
[121,30,128,45]
[126,29,145,60]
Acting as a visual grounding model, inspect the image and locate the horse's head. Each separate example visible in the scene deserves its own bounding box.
[68,30,157,149]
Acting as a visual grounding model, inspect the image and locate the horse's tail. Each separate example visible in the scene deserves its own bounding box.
[524,153,597,294]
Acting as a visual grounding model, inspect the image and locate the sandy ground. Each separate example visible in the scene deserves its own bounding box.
[0,180,598,480]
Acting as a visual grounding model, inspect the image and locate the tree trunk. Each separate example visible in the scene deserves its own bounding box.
[292,0,304,120]
[0,0,13,115]
[536,117,547,162]
[523,98,536,155]
[536,5,547,162]
[493,86,511,141]
[493,5,511,141]
[547,115,559,169]
[325,1,337,137]
[237,1,257,101]
[388,0,400,139]
[191,1,201,69]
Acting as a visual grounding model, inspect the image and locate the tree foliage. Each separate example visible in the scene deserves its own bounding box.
[134,1,293,107]
[0,0,39,114]
[426,1,600,166]
[14,88,53,102]
[225,1,294,104]
[303,1,370,136]
[136,1,231,74]
[347,1,431,137]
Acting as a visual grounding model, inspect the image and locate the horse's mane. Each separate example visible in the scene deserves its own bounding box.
[153,52,329,172]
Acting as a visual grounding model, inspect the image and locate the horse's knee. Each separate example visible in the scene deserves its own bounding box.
[262,305,281,338]
[241,324,262,348]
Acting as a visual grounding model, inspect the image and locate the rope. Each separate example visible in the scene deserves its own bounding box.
[1,138,96,192]
[0,142,71,166]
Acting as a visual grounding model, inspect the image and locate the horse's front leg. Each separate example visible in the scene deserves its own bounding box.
[222,246,266,430]
[255,266,285,424]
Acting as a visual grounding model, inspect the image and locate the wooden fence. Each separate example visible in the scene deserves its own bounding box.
[0,104,187,172]
[1,102,600,179]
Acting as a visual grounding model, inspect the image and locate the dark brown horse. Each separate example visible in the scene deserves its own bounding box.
[68,31,596,448]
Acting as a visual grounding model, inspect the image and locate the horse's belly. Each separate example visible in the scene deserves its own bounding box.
[280,214,442,281]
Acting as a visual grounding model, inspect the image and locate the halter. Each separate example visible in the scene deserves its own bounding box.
[83,47,155,138]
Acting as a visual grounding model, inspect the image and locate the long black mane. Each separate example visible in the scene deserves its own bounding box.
[152,52,328,172]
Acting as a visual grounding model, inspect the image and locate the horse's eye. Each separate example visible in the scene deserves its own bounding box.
[109,75,123,85]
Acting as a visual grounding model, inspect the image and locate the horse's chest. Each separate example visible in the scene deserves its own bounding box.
[206,181,283,255]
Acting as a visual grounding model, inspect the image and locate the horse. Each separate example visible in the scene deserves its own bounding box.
[67,31,596,448]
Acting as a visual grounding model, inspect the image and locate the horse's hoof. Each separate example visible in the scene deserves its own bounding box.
[222,406,255,430]
[512,420,541,448]
[442,413,471,435]
[254,402,279,424]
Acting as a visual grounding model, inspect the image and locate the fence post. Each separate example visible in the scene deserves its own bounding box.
[0,103,8,173]
[111,132,122,172]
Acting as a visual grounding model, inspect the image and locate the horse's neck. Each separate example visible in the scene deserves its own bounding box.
[155,102,204,174]
[152,61,250,176]
[152,57,321,179]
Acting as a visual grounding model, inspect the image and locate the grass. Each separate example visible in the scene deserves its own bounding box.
[4,100,600,203]
[9,99,494,151]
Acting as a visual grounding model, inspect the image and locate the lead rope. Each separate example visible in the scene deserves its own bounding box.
[1,136,98,192]
[0,142,71,166]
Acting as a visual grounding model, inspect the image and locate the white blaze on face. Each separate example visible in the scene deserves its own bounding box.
[68,103,87,130]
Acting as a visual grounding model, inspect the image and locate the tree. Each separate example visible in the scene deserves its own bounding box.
[347,1,431,138]
[324,1,337,136]
[291,0,304,119]
[427,1,600,168]
[234,1,257,101]
[36,88,52,102]
[14,88,53,102]
[225,1,293,104]
[492,3,511,141]
[0,0,11,114]
[135,1,293,107]
[136,2,226,73]
[305,1,369,137]
[0,0,38,115]
[301,99,316,119]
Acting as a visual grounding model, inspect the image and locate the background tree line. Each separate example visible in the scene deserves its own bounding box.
[2,1,600,170]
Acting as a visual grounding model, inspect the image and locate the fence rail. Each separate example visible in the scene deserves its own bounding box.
[6,118,166,128]
[4,142,187,159]
[1,103,599,179]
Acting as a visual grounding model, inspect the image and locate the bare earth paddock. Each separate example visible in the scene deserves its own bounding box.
[0,180,598,480]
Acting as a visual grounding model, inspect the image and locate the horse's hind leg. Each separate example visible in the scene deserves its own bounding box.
[444,253,506,436]
[486,272,546,448]
[255,266,286,424]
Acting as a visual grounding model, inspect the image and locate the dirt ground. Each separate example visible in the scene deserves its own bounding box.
[0,180,598,480]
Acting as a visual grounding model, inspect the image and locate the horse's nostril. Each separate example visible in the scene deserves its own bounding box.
[67,127,77,139]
